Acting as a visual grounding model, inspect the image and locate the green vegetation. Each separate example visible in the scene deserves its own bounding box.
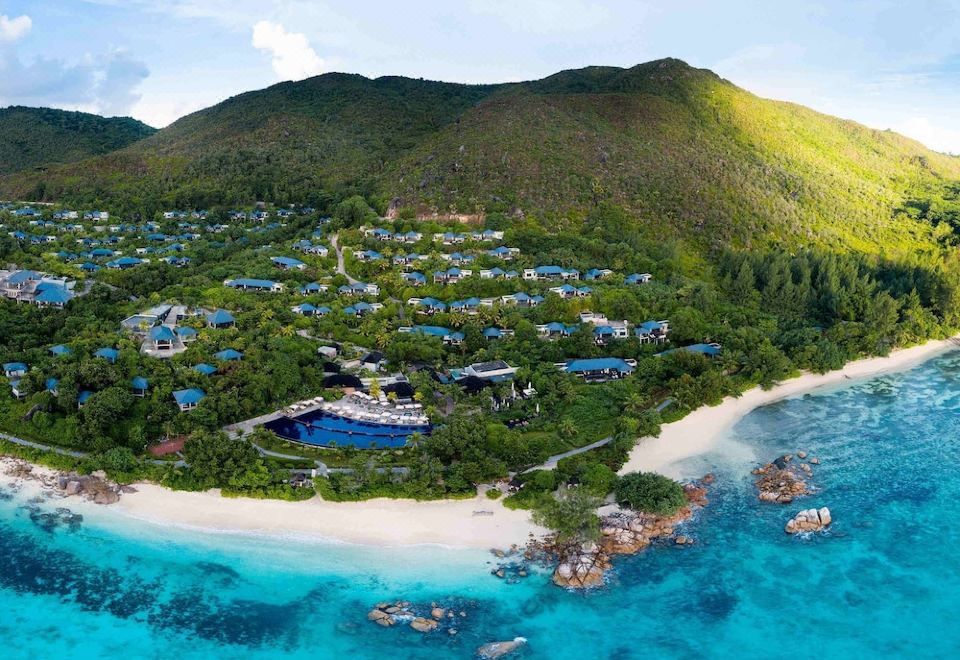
[4,59,960,260]
[0,106,155,175]
[3,60,960,526]
[531,487,602,545]
[615,472,687,516]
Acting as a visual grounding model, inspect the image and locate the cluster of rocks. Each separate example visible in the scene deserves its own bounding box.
[27,505,83,533]
[366,601,464,635]
[2,458,126,506]
[55,472,125,505]
[785,507,832,534]
[490,545,531,581]
[753,453,819,503]
[551,475,712,589]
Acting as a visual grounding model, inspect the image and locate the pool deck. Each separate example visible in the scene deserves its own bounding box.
[225,401,328,438]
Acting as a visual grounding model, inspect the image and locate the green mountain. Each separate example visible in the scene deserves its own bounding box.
[3,59,960,255]
[0,106,156,175]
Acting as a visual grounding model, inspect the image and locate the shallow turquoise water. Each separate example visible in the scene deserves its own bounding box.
[4,352,960,659]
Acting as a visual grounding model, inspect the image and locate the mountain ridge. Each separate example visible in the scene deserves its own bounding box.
[2,59,959,255]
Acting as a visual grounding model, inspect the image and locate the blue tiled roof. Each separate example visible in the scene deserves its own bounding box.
[7,270,39,285]
[173,388,205,406]
[49,345,71,356]
[225,278,278,289]
[131,376,149,390]
[566,358,634,373]
[271,256,306,268]
[206,309,235,325]
[94,347,119,361]
[194,363,217,375]
[214,349,243,361]
[35,287,73,305]
[148,326,177,342]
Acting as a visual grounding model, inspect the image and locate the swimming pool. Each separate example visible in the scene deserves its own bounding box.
[264,410,431,449]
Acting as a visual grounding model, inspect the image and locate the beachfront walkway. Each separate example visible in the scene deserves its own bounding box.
[0,431,185,467]
[526,436,613,472]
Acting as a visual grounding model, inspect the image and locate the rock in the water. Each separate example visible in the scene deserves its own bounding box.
[431,607,445,620]
[755,459,810,503]
[477,637,527,659]
[410,617,438,633]
[785,507,832,534]
[367,609,393,625]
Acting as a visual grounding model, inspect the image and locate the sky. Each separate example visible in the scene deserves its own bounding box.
[2,1,960,153]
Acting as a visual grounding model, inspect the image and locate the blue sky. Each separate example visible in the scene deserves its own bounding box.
[2,1,960,152]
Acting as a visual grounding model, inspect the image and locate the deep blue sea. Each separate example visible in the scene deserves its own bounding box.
[4,351,960,659]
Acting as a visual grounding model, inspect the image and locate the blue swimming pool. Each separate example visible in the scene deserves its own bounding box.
[263,410,430,449]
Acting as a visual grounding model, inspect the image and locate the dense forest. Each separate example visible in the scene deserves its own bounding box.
[0,106,155,175]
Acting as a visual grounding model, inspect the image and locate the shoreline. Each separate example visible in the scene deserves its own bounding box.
[620,336,959,479]
[3,337,955,550]
[113,483,547,550]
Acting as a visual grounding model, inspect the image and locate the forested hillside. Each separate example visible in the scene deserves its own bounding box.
[0,107,155,175]
[3,59,960,257]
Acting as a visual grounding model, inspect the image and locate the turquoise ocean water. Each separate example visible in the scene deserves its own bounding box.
[3,351,960,659]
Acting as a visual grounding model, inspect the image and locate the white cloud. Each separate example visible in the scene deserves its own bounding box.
[251,20,325,81]
[0,48,149,117]
[894,117,960,155]
[0,13,31,42]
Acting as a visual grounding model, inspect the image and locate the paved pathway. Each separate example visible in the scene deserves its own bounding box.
[330,233,359,284]
[0,432,87,458]
[525,436,613,472]
[0,431,185,466]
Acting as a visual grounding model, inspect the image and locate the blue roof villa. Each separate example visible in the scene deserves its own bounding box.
[206,309,235,329]
[94,347,119,363]
[3,362,27,378]
[563,357,637,381]
[173,388,205,411]
[214,348,243,362]
[131,376,149,397]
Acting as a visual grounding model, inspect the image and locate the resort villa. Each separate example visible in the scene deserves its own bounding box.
[635,320,670,343]
[399,325,465,345]
[206,309,236,329]
[460,360,518,383]
[561,357,637,381]
[224,278,283,292]
[271,256,307,270]
[173,388,205,411]
[523,266,580,281]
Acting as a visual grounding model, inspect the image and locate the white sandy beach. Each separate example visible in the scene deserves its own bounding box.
[620,336,960,479]
[115,484,547,549]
